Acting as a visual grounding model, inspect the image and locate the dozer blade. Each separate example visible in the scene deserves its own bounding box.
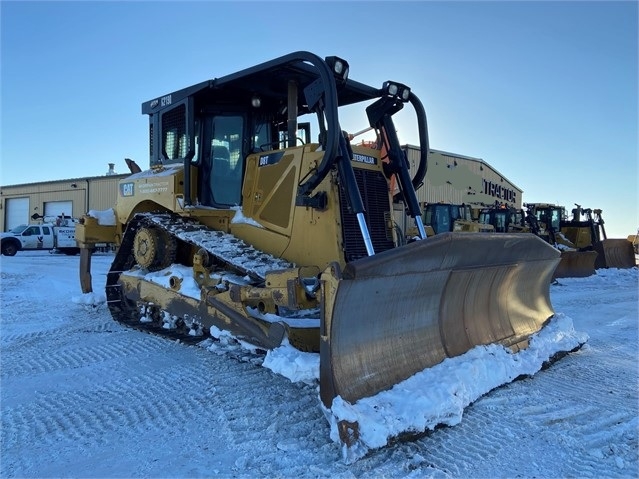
[320,232,560,409]
[553,250,598,278]
[594,239,636,269]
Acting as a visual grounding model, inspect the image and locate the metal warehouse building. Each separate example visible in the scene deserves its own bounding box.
[1,148,522,233]
[0,166,127,232]
[405,146,521,207]
[394,146,523,231]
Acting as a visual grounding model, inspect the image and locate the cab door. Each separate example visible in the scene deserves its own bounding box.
[198,114,246,207]
[21,226,53,249]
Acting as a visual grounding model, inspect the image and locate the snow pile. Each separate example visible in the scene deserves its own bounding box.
[324,313,588,463]
[262,338,320,384]
[199,325,266,361]
[71,291,106,306]
[87,208,116,226]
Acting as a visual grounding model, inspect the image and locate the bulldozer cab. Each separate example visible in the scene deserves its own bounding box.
[424,203,459,234]
[479,207,508,232]
[537,206,562,234]
[478,204,525,233]
[423,203,480,235]
[524,203,565,243]
[141,52,430,247]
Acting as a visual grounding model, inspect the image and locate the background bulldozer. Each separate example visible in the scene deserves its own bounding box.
[75,51,570,455]
[628,230,639,255]
[569,206,636,269]
[477,203,528,233]
[423,202,493,234]
[525,203,635,274]
[404,202,493,240]
[523,203,598,278]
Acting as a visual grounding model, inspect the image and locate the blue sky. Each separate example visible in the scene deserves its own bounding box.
[1,1,637,238]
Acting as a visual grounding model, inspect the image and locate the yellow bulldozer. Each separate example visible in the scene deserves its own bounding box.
[75,51,572,454]
[422,202,494,235]
[524,203,636,276]
[629,230,639,255]
[569,206,636,269]
[523,203,598,278]
[477,203,528,233]
[404,202,493,240]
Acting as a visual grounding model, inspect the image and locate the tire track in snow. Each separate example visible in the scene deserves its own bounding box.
[1,314,117,339]
[2,359,225,450]
[404,349,637,479]
[1,265,339,478]
[181,353,337,477]
[520,361,638,476]
[2,256,636,478]
[0,331,165,378]
[1,334,337,478]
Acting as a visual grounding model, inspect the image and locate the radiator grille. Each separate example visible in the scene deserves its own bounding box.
[339,168,395,262]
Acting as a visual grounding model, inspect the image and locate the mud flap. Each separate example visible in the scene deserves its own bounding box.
[553,250,597,278]
[594,239,636,269]
[319,232,560,410]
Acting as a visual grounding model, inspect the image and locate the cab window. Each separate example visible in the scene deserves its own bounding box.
[200,115,245,206]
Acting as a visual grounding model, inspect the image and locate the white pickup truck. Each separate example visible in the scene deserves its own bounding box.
[0,222,79,256]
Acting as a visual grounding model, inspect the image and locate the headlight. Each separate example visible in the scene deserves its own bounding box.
[383,81,411,102]
[324,56,350,82]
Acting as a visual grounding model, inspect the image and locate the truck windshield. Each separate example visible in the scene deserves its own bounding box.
[10,225,27,234]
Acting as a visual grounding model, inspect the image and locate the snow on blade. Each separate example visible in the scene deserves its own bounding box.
[326,313,589,464]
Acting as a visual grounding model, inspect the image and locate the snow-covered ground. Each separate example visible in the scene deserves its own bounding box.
[1,251,637,478]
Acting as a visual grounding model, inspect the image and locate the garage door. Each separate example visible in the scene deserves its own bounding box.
[44,200,73,220]
[5,197,29,231]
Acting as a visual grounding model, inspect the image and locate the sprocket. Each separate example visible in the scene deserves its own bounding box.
[133,225,176,271]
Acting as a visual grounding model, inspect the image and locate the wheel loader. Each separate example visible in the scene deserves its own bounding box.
[75,51,568,455]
